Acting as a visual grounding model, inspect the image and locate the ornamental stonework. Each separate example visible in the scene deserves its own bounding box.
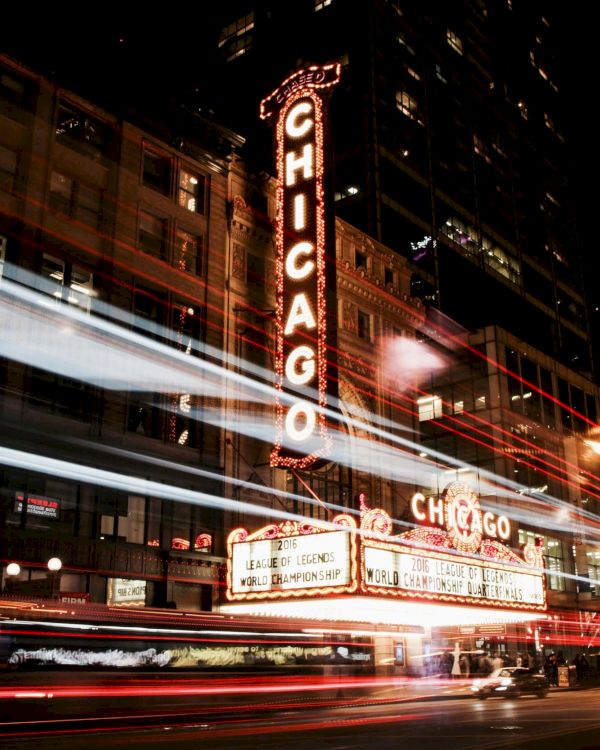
[342,300,358,333]
[232,243,245,280]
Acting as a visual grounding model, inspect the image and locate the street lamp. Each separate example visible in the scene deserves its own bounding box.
[6,562,21,577]
[47,557,62,572]
[3,562,21,595]
[47,557,62,598]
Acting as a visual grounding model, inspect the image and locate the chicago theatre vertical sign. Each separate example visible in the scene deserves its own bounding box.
[261,64,341,469]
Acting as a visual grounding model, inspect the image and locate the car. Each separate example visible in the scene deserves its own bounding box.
[470,667,550,699]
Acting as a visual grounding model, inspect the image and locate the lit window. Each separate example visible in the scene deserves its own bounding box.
[175,229,202,274]
[396,32,415,55]
[219,12,254,61]
[39,254,93,313]
[407,66,421,81]
[55,102,110,158]
[315,0,333,10]
[587,551,600,597]
[395,90,421,123]
[447,29,463,55]
[178,169,205,214]
[519,529,565,591]
[418,395,442,422]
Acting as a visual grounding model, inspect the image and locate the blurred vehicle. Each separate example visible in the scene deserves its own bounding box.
[470,667,549,699]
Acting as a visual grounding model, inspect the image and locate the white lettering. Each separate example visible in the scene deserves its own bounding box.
[284,293,316,335]
[285,401,316,442]
[285,144,314,186]
[285,101,313,138]
[285,241,314,280]
[293,194,307,230]
[285,346,315,385]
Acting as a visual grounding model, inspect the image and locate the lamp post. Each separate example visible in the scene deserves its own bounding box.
[3,562,21,595]
[47,557,62,598]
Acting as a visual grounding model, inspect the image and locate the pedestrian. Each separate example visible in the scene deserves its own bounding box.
[491,652,504,672]
[573,652,589,684]
[451,642,462,678]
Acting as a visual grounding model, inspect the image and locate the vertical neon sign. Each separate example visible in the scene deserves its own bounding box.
[261,64,340,469]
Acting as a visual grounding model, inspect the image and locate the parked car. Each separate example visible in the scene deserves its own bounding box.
[470,667,550,699]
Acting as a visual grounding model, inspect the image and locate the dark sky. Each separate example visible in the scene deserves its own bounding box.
[1,6,595,279]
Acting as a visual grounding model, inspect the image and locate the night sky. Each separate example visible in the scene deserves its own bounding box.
[2,5,597,329]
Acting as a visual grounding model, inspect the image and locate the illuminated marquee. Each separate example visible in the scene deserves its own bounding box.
[225,485,547,614]
[226,515,357,601]
[360,482,547,612]
[261,64,341,469]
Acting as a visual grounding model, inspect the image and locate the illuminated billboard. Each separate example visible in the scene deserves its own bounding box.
[260,64,341,469]
[360,482,547,612]
[226,515,358,601]
[226,484,547,615]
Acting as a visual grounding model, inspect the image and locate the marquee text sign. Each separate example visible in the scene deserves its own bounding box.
[226,516,357,601]
[261,64,340,469]
[360,482,547,612]
[362,545,545,607]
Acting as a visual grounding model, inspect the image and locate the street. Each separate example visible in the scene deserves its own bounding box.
[1,682,599,750]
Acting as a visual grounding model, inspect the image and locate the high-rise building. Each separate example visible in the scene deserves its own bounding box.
[210,0,592,377]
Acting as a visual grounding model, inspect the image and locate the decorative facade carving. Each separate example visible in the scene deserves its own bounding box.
[342,300,357,333]
[232,243,245,280]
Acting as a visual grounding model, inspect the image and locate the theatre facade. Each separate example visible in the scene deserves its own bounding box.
[218,65,552,672]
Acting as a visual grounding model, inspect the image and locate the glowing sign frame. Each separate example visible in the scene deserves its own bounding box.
[358,503,547,613]
[261,64,341,469]
[226,514,357,601]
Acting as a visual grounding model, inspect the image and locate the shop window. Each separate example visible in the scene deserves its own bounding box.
[138,211,167,260]
[142,148,171,195]
[178,169,205,214]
